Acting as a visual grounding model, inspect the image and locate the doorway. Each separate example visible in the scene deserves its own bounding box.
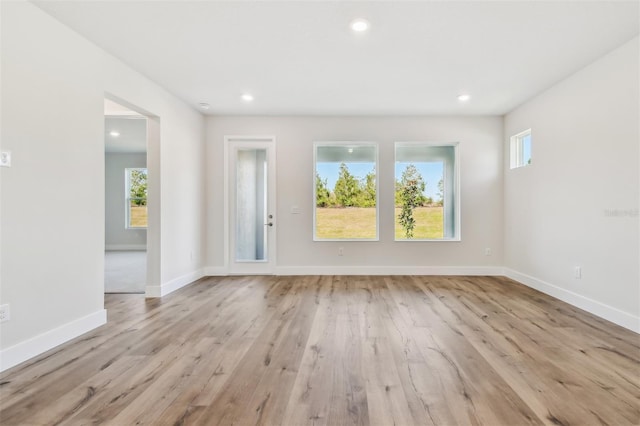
[225,136,276,274]
[104,98,148,293]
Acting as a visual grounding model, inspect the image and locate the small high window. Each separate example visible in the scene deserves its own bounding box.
[125,168,148,228]
[510,129,532,169]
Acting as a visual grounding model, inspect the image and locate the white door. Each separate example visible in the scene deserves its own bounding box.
[226,136,276,274]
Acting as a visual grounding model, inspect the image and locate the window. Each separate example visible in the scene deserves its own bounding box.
[314,143,378,240]
[510,129,532,169]
[125,168,148,228]
[395,143,459,240]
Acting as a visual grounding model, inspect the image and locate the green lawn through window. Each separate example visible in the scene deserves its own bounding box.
[315,206,443,239]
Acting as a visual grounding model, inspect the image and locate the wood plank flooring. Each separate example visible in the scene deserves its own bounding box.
[1,275,638,425]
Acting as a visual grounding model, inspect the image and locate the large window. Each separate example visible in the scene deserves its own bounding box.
[395,143,459,240]
[125,168,148,229]
[314,143,378,240]
[510,129,532,169]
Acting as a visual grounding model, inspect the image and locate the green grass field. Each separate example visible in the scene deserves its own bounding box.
[315,207,377,239]
[394,206,443,239]
[315,206,443,239]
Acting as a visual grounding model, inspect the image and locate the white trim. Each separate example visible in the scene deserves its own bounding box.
[145,268,205,298]
[224,136,277,274]
[105,244,147,251]
[225,135,277,143]
[394,141,460,241]
[124,167,148,229]
[204,266,230,276]
[223,265,504,276]
[393,238,462,242]
[313,141,380,242]
[504,268,639,333]
[0,309,107,373]
[509,128,532,169]
[189,265,640,333]
[223,137,230,271]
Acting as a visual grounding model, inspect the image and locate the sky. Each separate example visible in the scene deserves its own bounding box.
[523,134,532,164]
[316,161,444,199]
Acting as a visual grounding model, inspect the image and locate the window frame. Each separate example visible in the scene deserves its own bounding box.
[394,142,461,242]
[510,128,532,169]
[313,141,379,242]
[125,167,148,229]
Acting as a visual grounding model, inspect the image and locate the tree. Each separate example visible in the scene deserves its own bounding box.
[315,173,331,207]
[436,178,444,206]
[357,167,376,207]
[129,169,148,206]
[397,164,425,238]
[334,163,360,207]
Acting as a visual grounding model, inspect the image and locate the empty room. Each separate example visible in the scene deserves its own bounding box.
[0,1,638,425]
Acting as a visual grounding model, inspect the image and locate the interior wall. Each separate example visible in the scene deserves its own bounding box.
[105,153,147,250]
[0,1,205,367]
[206,116,504,272]
[503,36,639,329]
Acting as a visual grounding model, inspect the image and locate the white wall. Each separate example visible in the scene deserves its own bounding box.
[2,2,634,375]
[105,153,147,250]
[206,116,504,274]
[0,2,205,370]
[504,37,639,331]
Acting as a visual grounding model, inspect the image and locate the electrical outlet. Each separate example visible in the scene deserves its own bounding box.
[574,266,582,279]
[338,247,344,256]
[0,151,11,167]
[0,304,10,323]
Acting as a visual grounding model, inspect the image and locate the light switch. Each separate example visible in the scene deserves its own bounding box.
[0,151,11,167]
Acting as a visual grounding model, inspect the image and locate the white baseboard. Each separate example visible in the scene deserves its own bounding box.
[203,265,502,276]
[201,265,638,333]
[146,268,205,298]
[504,268,639,333]
[0,309,107,373]
[105,244,146,251]
[204,266,229,276]
[274,265,504,276]
[2,267,634,374]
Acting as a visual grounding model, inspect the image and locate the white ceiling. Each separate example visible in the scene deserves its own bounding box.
[104,99,147,153]
[105,116,147,153]
[35,1,639,116]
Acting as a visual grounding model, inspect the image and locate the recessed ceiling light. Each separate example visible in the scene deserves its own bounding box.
[348,148,354,153]
[199,102,210,110]
[457,94,471,102]
[109,131,120,137]
[241,93,254,102]
[350,19,370,32]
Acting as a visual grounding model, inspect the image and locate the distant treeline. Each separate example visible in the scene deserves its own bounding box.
[315,163,443,209]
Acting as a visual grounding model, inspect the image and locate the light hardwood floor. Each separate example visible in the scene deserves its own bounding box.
[1,275,638,425]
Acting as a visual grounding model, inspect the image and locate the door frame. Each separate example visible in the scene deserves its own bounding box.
[104,93,161,297]
[224,135,277,274]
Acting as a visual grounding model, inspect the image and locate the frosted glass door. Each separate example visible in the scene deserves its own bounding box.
[235,148,268,262]
[227,137,276,274]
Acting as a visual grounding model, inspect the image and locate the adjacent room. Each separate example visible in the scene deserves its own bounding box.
[104,99,148,294]
[0,1,638,425]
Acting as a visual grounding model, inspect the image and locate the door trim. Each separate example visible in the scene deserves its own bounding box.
[224,135,277,274]
[104,93,160,298]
